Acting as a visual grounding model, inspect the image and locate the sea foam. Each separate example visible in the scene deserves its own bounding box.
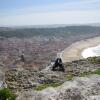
[82,44,100,58]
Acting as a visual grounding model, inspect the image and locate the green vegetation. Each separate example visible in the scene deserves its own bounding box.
[34,82,62,91]
[88,56,100,64]
[0,88,16,100]
[0,26,100,38]
[94,69,100,75]
[80,71,93,77]
[66,74,73,81]
[80,69,100,77]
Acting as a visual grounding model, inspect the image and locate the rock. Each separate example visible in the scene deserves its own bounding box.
[88,95,100,100]
[1,82,7,88]
[17,75,100,100]
[40,64,52,73]
[28,80,40,87]
[0,69,6,88]
[5,57,100,96]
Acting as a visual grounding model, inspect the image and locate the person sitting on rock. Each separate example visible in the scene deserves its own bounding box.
[52,58,65,72]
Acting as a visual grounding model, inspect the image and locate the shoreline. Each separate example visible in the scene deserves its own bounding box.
[59,36,100,63]
[82,44,100,58]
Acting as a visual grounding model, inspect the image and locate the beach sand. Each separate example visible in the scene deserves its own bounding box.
[60,36,100,63]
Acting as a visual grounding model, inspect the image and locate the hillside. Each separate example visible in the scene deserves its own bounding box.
[0,26,100,38]
[3,56,100,99]
[0,26,100,100]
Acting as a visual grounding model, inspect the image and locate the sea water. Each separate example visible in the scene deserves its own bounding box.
[82,45,100,58]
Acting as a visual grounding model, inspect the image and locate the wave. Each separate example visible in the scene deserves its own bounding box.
[82,44,100,58]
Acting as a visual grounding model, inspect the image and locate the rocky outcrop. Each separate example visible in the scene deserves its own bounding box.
[5,68,40,94]
[17,75,100,100]
[5,57,100,95]
[5,67,66,94]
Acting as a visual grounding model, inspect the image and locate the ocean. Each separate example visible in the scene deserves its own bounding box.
[82,44,100,58]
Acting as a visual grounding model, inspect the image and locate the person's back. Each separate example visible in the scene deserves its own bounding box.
[57,58,62,65]
[52,58,65,72]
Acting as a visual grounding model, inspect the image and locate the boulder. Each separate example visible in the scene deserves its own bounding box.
[17,75,100,100]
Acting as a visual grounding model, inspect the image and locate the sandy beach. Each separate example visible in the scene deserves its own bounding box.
[60,36,100,63]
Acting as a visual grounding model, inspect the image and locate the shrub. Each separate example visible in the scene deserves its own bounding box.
[34,82,62,91]
[0,88,16,100]
[94,70,100,75]
[88,56,100,64]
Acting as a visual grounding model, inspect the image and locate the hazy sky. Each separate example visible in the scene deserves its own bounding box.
[0,0,100,26]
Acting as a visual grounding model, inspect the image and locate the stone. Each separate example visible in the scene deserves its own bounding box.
[17,75,100,100]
